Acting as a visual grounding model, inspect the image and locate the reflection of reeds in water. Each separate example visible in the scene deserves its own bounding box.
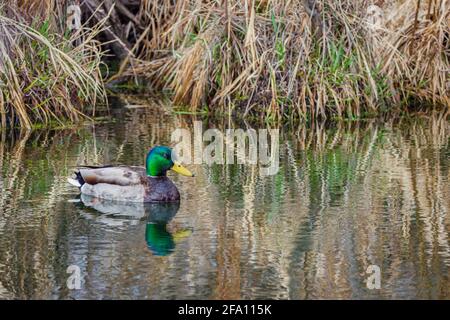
[0,129,65,298]
[205,113,449,298]
[0,101,193,298]
[0,105,448,298]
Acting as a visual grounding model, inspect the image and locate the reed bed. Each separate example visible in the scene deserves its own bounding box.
[0,1,448,127]
[112,0,449,121]
[0,3,106,129]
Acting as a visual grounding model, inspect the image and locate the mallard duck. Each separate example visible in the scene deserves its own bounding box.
[67,146,194,202]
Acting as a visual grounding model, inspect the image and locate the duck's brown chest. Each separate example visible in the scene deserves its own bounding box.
[144,177,180,202]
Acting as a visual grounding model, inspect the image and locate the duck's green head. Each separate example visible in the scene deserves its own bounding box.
[146,146,194,177]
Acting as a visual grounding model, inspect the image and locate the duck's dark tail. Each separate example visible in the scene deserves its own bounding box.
[67,170,85,188]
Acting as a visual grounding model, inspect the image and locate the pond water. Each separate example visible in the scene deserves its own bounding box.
[0,97,449,299]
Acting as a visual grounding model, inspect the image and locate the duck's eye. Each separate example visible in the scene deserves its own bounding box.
[163,153,170,160]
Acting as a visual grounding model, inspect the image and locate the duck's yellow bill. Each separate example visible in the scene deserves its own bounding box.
[171,162,194,177]
[173,229,193,243]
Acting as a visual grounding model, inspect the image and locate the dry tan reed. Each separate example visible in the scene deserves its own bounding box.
[0,2,106,129]
[111,0,449,121]
[1,1,448,126]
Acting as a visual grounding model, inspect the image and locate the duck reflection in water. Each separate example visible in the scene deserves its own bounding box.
[78,194,192,256]
[145,202,192,256]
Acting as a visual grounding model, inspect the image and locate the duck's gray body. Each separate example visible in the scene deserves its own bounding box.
[69,166,180,202]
